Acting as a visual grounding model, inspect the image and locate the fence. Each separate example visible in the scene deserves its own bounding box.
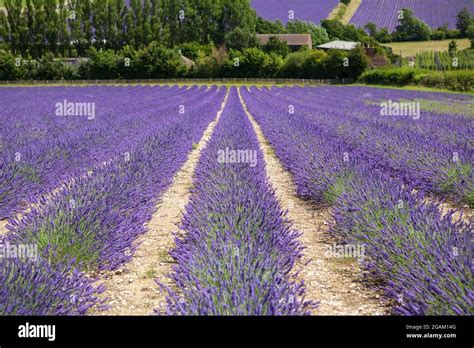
[0,77,354,86]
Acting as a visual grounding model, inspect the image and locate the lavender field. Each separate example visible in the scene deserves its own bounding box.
[251,0,339,24]
[0,85,472,316]
[350,0,474,32]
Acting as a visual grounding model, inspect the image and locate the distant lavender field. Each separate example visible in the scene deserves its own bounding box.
[350,0,474,32]
[251,0,339,24]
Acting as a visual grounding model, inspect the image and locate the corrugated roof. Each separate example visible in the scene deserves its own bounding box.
[256,34,312,46]
[317,40,358,50]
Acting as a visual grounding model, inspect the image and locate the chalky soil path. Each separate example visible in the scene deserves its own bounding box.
[96,88,230,315]
[0,220,7,236]
[238,87,389,315]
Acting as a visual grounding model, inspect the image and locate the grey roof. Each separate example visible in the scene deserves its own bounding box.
[317,40,358,50]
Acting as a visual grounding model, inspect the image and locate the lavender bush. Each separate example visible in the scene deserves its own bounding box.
[241,86,473,315]
[0,85,212,219]
[1,85,226,314]
[162,88,313,315]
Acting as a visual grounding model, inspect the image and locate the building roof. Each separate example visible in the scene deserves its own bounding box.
[317,40,358,50]
[256,34,312,47]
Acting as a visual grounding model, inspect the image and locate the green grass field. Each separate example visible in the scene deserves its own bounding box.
[383,39,471,57]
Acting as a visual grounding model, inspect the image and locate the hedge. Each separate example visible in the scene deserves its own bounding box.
[359,68,474,92]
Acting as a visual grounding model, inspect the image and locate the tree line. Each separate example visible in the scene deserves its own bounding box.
[0,0,258,57]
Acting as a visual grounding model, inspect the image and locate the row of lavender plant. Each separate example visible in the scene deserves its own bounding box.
[255,86,473,207]
[240,86,472,315]
[274,86,473,148]
[349,0,474,32]
[162,87,312,315]
[0,86,226,315]
[0,85,213,218]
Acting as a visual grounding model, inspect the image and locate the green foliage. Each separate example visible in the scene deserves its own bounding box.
[360,67,474,91]
[177,42,213,60]
[0,0,258,55]
[34,53,75,80]
[263,37,290,57]
[431,30,446,41]
[84,48,122,80]
[346,46,370,78]
[321,19,368,42]
[223,48,270,77]
[360,67,426,85]
[340,0,351,5]
[456,7,472,37]
[392,8,432,42]
[418,69,474,92]
[135,42,187,78]
[225,27,259,51]
[280,46,367,80]
[468,24,474,48]
[256,17,286,34]
[435,24,462,40]
[0,49,22,80]
[280,49,320,78]
[287,21,330,46]
[448,40,458,56]
[364,23,392,43]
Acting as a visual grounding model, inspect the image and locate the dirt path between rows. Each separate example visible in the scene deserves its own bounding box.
[238,88,389,315]
[95,88,230,315]
[0,220,7,236]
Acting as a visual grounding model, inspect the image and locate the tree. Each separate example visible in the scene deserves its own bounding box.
[301,49,327,78]
[374,28,392,43]
[263,37,290,57]
[223,47,268,77]
[286,20,329,46]
[468,24,474,48]
[280,49,311,78]
[136,42,187,78]
[322,49,348,79]
[456,7,471,37]
[4,0,29,54]
[0,49,22,80]
[86,47,122,79]
[321,19,366,41]
[448,40,458,56]
[225,27,259,51]
[0,11,9,44]
[363,22,391,43]
[91,0,107,48]
[216,0,257,46]
[240,47,269,77]
[256,17,286,34]
[364,22,377,37]
[392,8,431,41]
[346,45,369,78]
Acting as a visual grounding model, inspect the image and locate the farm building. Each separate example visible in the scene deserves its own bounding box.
[256,34,313,51]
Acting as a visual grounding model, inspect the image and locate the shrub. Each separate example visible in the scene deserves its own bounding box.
[359,67,421,85]
[263,37,290,58]
[0,49,22,80]
[431,30,446,41]
[359,67,474,91]
[419,70,474,92]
